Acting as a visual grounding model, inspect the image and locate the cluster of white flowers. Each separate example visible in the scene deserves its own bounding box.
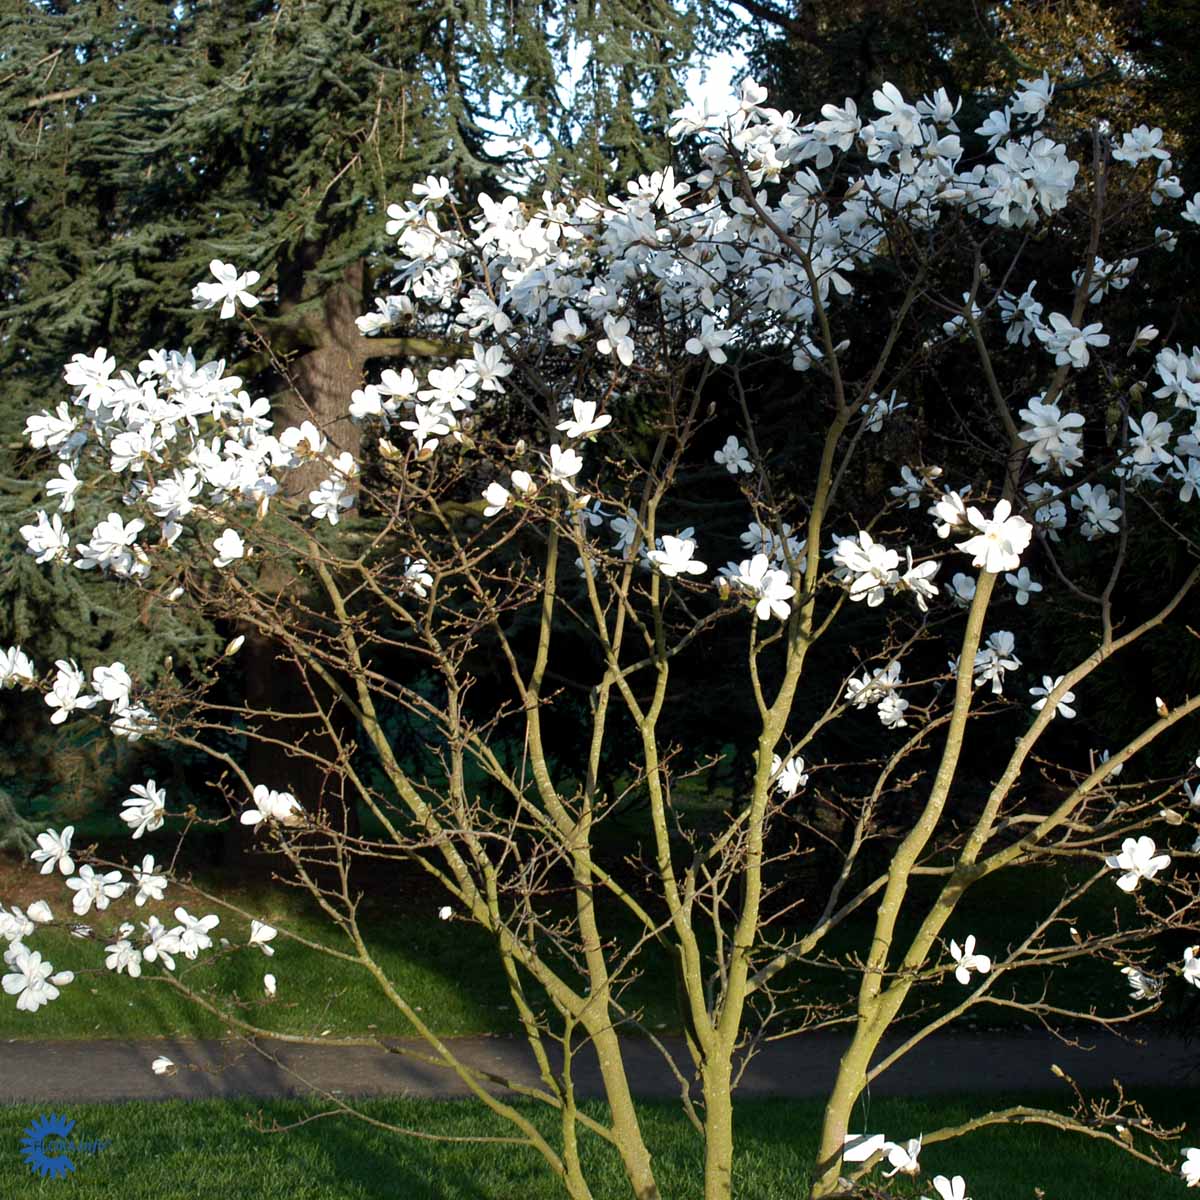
[0,647,156,741]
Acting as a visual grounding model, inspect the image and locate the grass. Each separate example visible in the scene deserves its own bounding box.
[2,1090,1195,1199]
[0,831,1164,1043]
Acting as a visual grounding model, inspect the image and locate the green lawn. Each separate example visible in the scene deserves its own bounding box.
[2,1091,1194,1199]
[0,827,1162,1043]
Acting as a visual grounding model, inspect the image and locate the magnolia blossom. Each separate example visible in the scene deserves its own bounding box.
[1029,674,1076,719]
[713,435,753,475]
[45,660,100,725]
[956,500,1032,573]
[264,973,278,997]
[1121,965,1162,1001]
[174,907,220,959]
[481,481,512,517]
[105,936,144,978]
[191,260,261,320]
[121,780,167,839]
[882,1136,921,1177]
[30,826,75,876]
[250,920,278,956]
[1071,483,1122,539]
[556,398,612,439]
[833,532,899,607]
[647,532,707,578]
[212,529,246,568]
[1003,566,1042,605]
[1182,946,1200,989]
[1105,836,1170,892]
[66,864,128,916]
[132,855,168,907]
[926,1176,969,1200]
[546,443,584,492]
[0,645,35,689]
[949,934,991,985]
[1183,1147,1200,1188]
[1036,312,1108,368]
[972,631,1020,695]
[241,784,304,828]
[770,753,809,797]
[438,906,453,921]
[152,1056,177,1076]
[685,315,735,363]
[1018,398,1084,473]
[2,947,66,1012]
[727,554,795,620]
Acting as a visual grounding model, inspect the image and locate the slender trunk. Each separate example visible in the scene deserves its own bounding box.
[703,1057,735,1200]
[809,1033,874,1198]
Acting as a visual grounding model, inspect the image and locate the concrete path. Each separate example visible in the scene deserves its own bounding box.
[1,1030,1194,1104]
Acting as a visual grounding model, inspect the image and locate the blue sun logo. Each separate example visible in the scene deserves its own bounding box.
[20,1112,77,1179]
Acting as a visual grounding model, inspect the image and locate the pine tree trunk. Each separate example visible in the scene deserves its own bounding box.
[232,257,367,856]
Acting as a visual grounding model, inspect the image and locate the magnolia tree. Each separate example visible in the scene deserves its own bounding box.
[5,73,1200,1200]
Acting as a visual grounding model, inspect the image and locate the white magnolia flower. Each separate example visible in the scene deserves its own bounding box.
[212,529,246,568]
[597,314,634,366]
[438,905,453,921]
[191,260,261,320]
[882,1136,922,1177]
[264,973,277,997]
[713,435,753,475]
[1071,483,1122,539]
[926,1175,969,1200]
[250,920,278,956]
[956,500,1032,573]
[948,572,976,606]
[770,753,809,798]
[30,826,75,876]
[1029,674,1076,719]
[833,532,899,607]
[1003,566,1042,605]
[481,481,511,517]
[1036,312,1109,368]
[972,630,1021,695]
[132,855,168,907]
[949,934,991,984]
[685,315,735,363]
[556,399,612,439]
[897,549,939,612]
[546,443,584,493]
[1018,398,1084,473]
[151,1056,177,1076]
[26,901,53,925]
[728,554,795,620]
[45,660,100,725]
[0,645,36,689]
[65,864,128,916]
[174,907,220,959]
[121,780,167,839]
[1182,946,1200,989]
[2,947,64,1012]
[241,784,304,828]
[1121,965,1161,1001]
[1105,835,1170,892]
[1183,1147,1200,1187]
[647,533,707,578]
[141,916,181,971]
[105,937,144,978]
[92,662,133,709]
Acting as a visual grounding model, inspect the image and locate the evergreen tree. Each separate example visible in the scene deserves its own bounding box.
[0,0,710,833]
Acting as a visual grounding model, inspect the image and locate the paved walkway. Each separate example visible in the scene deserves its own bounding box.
[1,1030,1194,1104]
